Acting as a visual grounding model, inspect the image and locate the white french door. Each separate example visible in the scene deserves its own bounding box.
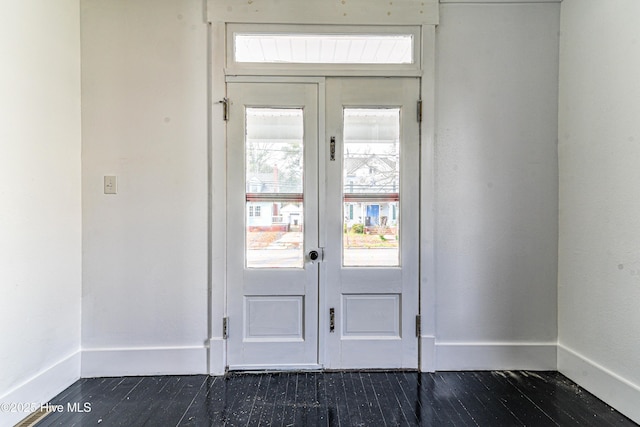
[324,78,420,369]
[226,82,320,369]
[226,78,419,370]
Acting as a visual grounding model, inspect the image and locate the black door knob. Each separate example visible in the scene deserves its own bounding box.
[309,250,319,261]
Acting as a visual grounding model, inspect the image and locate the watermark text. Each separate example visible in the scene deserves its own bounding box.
[0,401,91,413]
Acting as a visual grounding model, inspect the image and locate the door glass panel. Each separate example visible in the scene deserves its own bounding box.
[343,108,400,267]
[245,108,304,268]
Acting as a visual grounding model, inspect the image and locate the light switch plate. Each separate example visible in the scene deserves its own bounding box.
[104,176,117,194]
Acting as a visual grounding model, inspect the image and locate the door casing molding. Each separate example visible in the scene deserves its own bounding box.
[207,0,439,26]
[208,15,436,375]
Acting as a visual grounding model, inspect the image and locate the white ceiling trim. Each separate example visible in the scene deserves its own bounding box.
[440,0,560,3]
[208,0,439,25]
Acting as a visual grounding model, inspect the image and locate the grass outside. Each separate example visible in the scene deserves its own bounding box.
[246,231,398,249]
[247,231,285,248]
[343,233,398,248]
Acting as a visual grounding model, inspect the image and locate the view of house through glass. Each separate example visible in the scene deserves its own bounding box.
[245,108,304,268]
[343,108,400,267]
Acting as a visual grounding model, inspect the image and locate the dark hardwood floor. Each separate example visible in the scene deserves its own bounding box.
[33,371,636,426]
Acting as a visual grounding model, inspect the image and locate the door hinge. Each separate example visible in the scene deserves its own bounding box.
[417,100,423,123]
[222,317,229,339]
[219,97,229,121]
[329,308,335,333]
[415,315,421,337]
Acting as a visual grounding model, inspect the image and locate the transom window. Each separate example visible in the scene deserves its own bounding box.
[234,33,413,64]
[226,24,421,73]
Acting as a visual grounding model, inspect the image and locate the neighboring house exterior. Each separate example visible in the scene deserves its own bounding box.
[344,147,399,232]
[246,153,400,233]
[246,172,303,231]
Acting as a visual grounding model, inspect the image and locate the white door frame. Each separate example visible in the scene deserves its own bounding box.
[207,16,437,375]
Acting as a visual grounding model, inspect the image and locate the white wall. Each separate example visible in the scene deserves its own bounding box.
[558,0,640,423]
[0,1,82,425]
[81,0,209,376]
[434,3,560,369]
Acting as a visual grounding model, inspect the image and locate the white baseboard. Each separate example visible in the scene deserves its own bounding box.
[81,346,208,378]
[0,351,80,427]
[558,344,640,424]
[208,338,226,376]
[435,342,557,371]
[420,335,436,372]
